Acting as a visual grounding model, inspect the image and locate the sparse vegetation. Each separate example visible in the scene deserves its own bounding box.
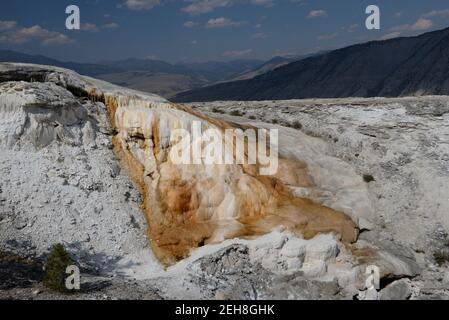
[43,244,73,293]
[248,115,256,120]
[0,250,43,290]
[433,239,449,266]
[230,110,244,117]
[363,174,375,183]
[211,107,224,114]
[433,250,449,266]
[289,120,303,130]
[271,118,279,124]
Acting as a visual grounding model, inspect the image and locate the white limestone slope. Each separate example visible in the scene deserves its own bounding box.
[0,64,163,273]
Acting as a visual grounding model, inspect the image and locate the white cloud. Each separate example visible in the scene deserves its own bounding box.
[379,31,402,41]
[184,21,199,28]
[250,0,274,7]
[391,18,434,32]
[0,21,17,31]
[183,0,234,15]
[80,22,120,32]
[0,21,73,46]
[41,33,73,46]
[382,17,434,41]
[122,0,161,11]
[383,8,449,40]
[342,23,359,33]
[182,0,276,15]
[205,17,246,28]
[384,7,449,41]
[252,32,267,39]
[412,18,434,30]
[81,23,100,32]
[103,23,120,29]
[422,9,449,18]
[223,49,252,57]
[307,10,327,19]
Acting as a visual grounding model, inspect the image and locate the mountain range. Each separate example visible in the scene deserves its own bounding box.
[172,27,449,102]
[95,58,266,97]
[0,50,279,97]
[0,50,121,76]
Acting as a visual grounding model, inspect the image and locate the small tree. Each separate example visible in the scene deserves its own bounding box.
[289,120,303,130]
[43,244,72,292]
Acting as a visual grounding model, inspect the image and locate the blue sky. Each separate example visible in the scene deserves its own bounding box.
[1,0,449,63]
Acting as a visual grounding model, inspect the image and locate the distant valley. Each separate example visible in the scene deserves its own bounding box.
[0,50,303,98]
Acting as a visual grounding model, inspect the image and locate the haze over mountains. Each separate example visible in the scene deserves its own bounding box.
[0,50,121,76]
[0,49,319,98]
[173,27,449,102]
[5,27,449,103]
[0,50,275,98]
[96,58,264,97]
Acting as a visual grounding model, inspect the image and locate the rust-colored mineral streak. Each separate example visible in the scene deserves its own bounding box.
[100,95,357,265]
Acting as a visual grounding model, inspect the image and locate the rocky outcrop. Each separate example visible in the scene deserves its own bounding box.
[0,81,92,149]
[0,71,152,271]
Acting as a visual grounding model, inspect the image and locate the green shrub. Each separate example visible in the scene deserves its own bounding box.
[211,107,224,114]
[290,120,303,130]
[434,250,449,266]
[230,110,244,117]
[43,244,73,292]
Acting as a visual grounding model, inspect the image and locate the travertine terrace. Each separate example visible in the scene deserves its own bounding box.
[0,63,360,265]
[2,63,446,300]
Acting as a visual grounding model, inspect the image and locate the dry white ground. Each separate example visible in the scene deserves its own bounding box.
[185,98,449,299]
[187,98,449,252]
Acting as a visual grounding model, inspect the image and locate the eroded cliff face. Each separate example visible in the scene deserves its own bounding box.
[104,96,358,264]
